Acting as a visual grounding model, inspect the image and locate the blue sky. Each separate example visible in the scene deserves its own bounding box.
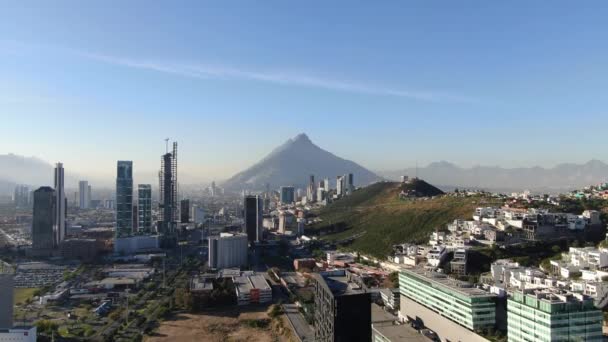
[1,1,608,182]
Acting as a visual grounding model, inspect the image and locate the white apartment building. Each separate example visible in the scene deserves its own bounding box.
[426,245,447,268]
[208,233,248,269]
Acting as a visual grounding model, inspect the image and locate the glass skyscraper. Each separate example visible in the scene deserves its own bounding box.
[116,161,133,238]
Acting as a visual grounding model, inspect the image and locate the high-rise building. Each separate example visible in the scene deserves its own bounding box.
[336,176,344,196]
[280,186,295,205]
[115,161,133,238]
[192,206,205,224]
[323,178,330,192]
[307,175,316,202]
[32,187,56,250]
[54,163,66,246]
[208,233,248,269]
[78,180,90,209]
[244,195,263,243]
[13,185,30,208]
[344,173,354,195]
[137,184,152,232]
[180,199,190,223]
[159,141,178,234]
[0,263,14,329]
[313,270,371,341]
[132,204,139,232]
[508,289,603,342]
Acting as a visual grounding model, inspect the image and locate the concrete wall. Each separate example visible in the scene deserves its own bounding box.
[400,296,489,342]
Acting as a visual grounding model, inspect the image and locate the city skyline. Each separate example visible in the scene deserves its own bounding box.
[2,2,608,181]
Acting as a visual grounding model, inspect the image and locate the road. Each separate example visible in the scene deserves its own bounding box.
[282,304,314,342]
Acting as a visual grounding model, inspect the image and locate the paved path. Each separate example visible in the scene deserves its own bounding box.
[282,304,314,342]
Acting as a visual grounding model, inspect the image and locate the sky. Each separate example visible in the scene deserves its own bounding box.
[1,1,608,182]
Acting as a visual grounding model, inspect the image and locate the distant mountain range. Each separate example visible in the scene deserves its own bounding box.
[379,160,608,193]
[222,133,381,191]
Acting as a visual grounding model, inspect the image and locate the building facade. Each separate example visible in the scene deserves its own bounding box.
[208,233,248,269]
[280,186,295,204]
[32,187,56,251]
[159,142,178,234]
[180,199,190,223]
[507,289,603,342]
[137,184,152,232]
[115,161,133,239]
[78,180,90,209]
[244,195,263,243]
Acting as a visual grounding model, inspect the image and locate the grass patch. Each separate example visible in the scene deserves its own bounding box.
[14,288,39,305]
[311,182,500,258]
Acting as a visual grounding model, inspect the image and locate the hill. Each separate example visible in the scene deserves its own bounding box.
[311,181,500,258]
[379,160,608,193]
[223,133,381,191]
[398,178,444,197]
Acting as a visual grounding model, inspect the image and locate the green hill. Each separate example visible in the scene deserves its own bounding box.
[311,181,499,258]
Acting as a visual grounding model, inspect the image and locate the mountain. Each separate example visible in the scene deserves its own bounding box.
[400,178,444,197]
[378,160,608,193]
[222,133,381,191]
[0,154,81,193]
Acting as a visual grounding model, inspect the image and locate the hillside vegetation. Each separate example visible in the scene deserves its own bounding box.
[311,181,500,258]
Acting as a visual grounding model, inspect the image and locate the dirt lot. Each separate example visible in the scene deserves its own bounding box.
[145,306,293,342]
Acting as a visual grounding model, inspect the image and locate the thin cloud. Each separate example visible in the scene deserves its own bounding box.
[79,52,476,103]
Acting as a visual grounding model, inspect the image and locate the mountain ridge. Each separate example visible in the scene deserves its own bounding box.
[379,160,608,192]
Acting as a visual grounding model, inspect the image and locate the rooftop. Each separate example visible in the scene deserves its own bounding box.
[313,272,365,296]
[372,323,427,342]
[233,274,270,295]
[191,276,214,291]
[402,267,495,298]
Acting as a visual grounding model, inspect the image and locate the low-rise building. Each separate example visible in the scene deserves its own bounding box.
[233,272,272,305]
[508,289,603,342]
[399,268,496,333]
[450,248,467,276]
[379,288,400,311]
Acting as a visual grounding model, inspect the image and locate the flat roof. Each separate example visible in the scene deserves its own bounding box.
[312,273,365,296]
[191,277,214,291]
[372,323,427,342]
[402,267,495,298]
[233,274,270,294]
[371,303,397,324]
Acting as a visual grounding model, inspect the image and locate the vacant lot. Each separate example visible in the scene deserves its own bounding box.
[146,306,292,342]
[14,287,38,305]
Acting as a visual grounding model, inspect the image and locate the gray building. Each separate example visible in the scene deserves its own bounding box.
[116,161,133,238]
[78,180,91,209]
[137,184,152,232]
[13,185,30,208]
[32,186,56,251]
[280,186,295,204]
[54,162,66,246]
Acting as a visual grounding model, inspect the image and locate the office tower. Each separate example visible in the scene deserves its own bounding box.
[0,264,13,329]
[115,161,133,238]
[324,178,330,192]
[345,173,354,195]
[208,233,248,269]
[244,195,263,243]
[159,141,178,234]
[88,184,92,206]
[78,180,90,209]
[313,271,371,342]
[192,206,205,224]
[307,175,316,202]
[210,181,217,197]
[317,187,326,202]
[336,176,344,196]
[138,184,152,232]
[508,289,602,342]
[54,163,66,246]
[132,204,139,231]
[180,199,190,223]
[13,185,30,208]
[280,186,295,205]
[32,187,56,250]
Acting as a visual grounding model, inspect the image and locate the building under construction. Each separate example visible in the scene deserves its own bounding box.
[159,141,178,238]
